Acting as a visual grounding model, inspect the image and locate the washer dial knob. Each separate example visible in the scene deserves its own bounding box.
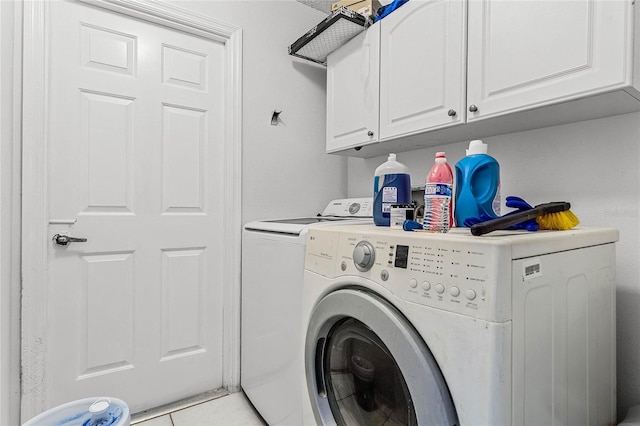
[353,241,375,271]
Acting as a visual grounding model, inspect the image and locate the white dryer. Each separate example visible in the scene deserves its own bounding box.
[302,224,618,425]
[241,198,372,425]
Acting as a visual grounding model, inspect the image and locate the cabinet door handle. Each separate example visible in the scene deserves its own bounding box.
[367,130,374,137]
[447,109,457,117]
[468,104,478,113]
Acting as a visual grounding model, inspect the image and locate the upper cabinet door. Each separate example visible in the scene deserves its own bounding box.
[379,0,466,140]
[326,23,380,153]
[466,0,633,121]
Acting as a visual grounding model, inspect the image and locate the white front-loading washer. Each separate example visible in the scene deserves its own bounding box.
[241,198,373,425]
[301,224,618,425]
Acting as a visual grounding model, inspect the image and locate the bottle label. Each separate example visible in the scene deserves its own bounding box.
[424,183,452,232]
[382,186,398,202]
[382,187,398,213]
[492,182,501,216]
[424,183,452,197]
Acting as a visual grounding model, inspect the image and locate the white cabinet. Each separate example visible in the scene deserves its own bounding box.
[326,0,464,153]
[466,0,635,121]
[326,0,640,157]
[326,23,380,153]
[379,0,466,140]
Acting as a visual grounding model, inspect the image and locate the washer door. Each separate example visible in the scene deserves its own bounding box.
[305,289,458,426]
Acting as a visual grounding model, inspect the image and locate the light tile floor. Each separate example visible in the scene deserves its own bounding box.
[134,392,267,426]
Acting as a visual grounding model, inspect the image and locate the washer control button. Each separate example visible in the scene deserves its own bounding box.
[381,270,389,281]
[341,261,347,271]
[435,283,445,294]
[422,281,431,291]
[409,278,418,288]
[353,241,375,272]
[449,286,460,297]
[465,289,477,300]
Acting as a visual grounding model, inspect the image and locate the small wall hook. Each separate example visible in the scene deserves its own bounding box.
[271,110,282,126]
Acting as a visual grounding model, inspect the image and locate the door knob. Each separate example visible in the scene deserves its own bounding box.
[53,234,87,246]
[468,104,478,112]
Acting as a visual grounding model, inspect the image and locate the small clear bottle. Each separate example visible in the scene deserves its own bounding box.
[423,152,453,233]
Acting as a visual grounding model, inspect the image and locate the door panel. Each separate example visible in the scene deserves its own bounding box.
[379,0,466,140]
[467,0,631,120]
[45,0,225,412]
[326,24,380,152]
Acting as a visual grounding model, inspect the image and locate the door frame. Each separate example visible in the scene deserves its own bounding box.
[0,2,23,426]
[20,0,242,420]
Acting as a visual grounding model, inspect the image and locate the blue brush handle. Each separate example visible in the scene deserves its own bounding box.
[403,220,424,231]
[506,196,533,210]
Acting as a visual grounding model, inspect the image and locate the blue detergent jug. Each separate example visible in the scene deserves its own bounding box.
[373,153,411,226]
[455,140,500,227]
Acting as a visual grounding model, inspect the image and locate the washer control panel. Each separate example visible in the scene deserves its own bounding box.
[305,227,512,322]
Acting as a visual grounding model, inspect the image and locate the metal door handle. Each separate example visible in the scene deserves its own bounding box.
[53,234,87,246]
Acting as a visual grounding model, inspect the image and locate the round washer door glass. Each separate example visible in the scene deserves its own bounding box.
[324,318,416,425]
[306,289,458,426]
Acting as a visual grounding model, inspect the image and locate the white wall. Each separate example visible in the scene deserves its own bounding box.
[348,111,640,420]
[171,1,348,223]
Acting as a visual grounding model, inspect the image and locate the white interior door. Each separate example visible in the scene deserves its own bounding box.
[34,0,228,414]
